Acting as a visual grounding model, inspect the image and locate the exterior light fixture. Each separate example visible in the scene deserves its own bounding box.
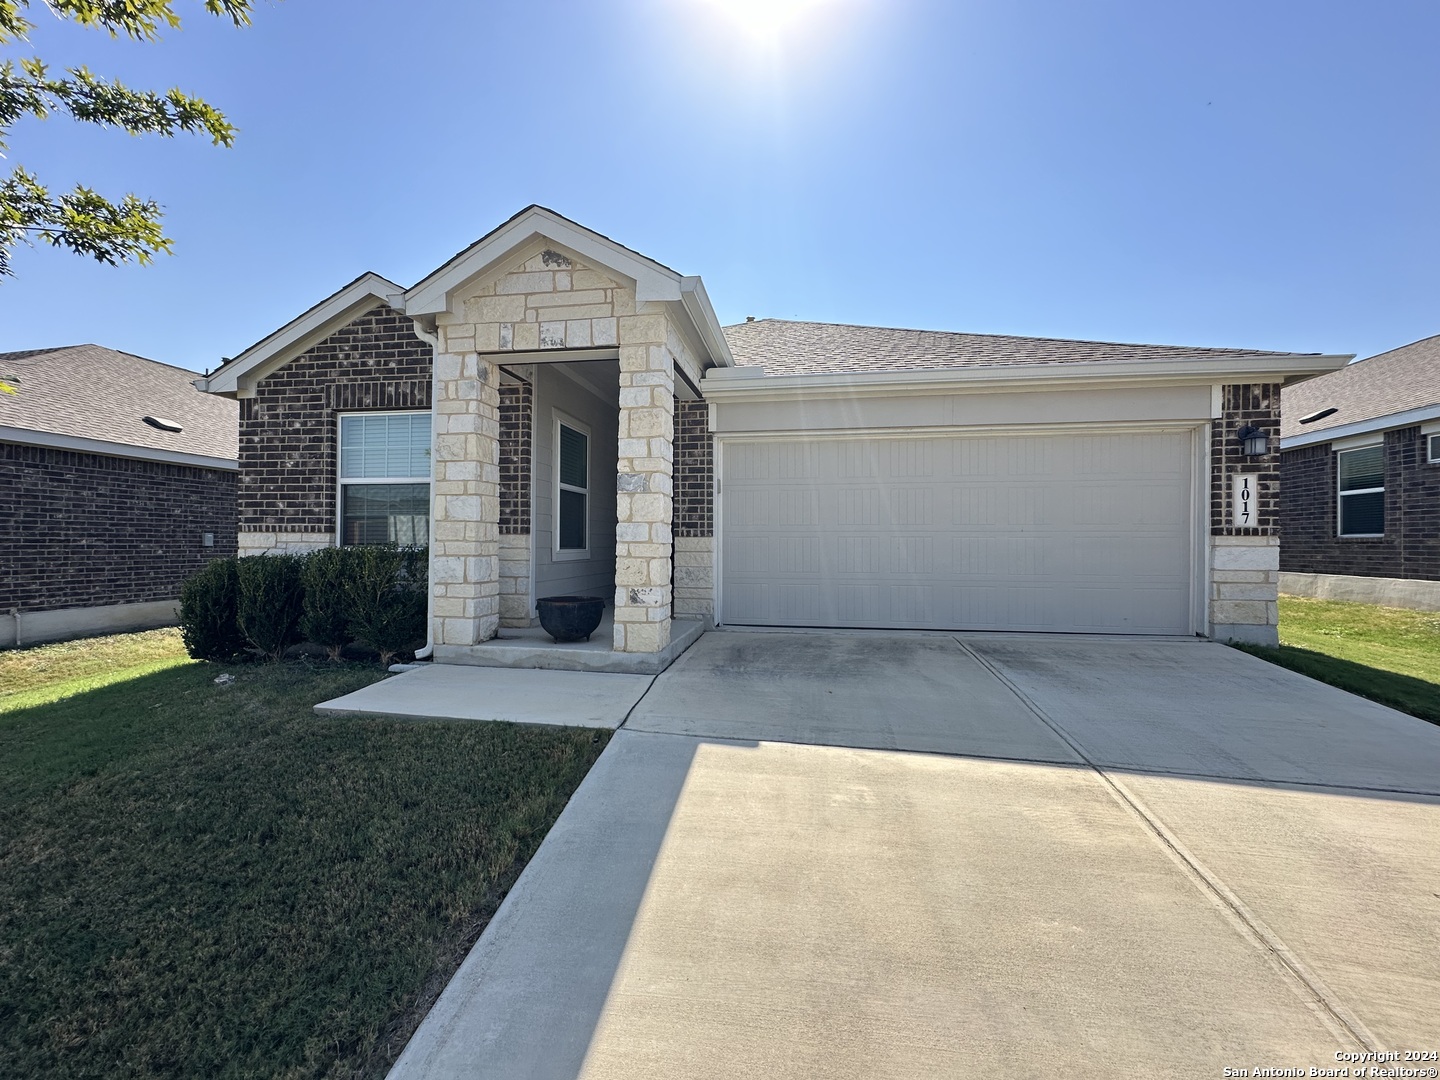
[1236,424,1268,457]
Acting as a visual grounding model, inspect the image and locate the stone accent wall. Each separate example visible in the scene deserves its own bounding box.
[674,398,713,538]
[1209,536,1280,645]
[499,380,532,534]
[1280,428,1440,582]
[239,303,431,541]
[430,245,695,655]
[0,442,237,613]
[499,532,532,627]
[430,352,501,647]
[237,531,333,557]
[674,536,715,621]
[1211,384,1280,536]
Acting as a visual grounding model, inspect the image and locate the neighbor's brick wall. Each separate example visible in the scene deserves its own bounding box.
[0,442,237,612]
[240,303,431,534]
[1280,426,1440,580]
[499,380,532,535]
[674,398,712,538]
[1211,384,1280,536]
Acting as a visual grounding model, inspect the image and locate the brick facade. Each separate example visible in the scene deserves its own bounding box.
[1211,383,1280,536]
[1281,426,1440,581]
[673,398,713,538]
[0,442,237,612]
[239,304,431,534]
[498,380,532,535]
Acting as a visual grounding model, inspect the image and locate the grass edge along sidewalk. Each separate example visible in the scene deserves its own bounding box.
[1234,595,1440,726]
[1,631,610,1079]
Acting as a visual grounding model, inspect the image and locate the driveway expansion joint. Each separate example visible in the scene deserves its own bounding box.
[952,635,1383,1054]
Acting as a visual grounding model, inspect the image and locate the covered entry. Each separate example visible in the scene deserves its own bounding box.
[718,428,1198,634]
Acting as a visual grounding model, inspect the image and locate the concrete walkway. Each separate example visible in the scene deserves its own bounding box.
[390,631,1440,1078]
[315,664,654,728]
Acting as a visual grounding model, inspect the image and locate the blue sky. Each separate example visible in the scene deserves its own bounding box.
[1,0,1436,372]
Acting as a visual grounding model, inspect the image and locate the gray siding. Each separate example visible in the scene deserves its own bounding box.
[533,364,618,600]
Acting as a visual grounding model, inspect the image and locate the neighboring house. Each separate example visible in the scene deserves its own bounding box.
[196,206,1347,667]
[0,345,238,647]
[1279,334,1440,609]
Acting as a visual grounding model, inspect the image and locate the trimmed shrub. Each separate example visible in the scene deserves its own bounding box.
[300,547,354,660]
[344,544,427,668]
[236,554,306,661]
[178,557,246,661]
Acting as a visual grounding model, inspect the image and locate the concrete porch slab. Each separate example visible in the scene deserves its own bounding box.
[313,663,655,728]
[433,616,707,675]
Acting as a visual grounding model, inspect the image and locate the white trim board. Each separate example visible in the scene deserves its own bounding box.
[0,426,239,471]
[1281,402,1440,450]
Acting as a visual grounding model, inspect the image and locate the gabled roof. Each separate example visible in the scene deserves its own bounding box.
[722,319,1334,376]
[404,205,732,368]
[0,345,237,467]
[200,272,403,397]
[1281,334,1440,443]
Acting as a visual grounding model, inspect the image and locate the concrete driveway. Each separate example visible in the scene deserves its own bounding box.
[391,631,1440,1079]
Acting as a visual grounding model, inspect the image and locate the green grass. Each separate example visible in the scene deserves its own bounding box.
[0,635,610,1079]
[0,628,193,708]
[1236,595,1440,724]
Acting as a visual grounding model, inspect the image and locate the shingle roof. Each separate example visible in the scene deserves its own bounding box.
[1281,334,1440,439]
[0,344,238,460]
[720,319,1306,377]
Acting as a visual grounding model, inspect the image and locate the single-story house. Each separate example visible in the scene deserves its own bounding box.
[1279,334,1440,610]
[195,206,1348,666]
[1,345,238,647]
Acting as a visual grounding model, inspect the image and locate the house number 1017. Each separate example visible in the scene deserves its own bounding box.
[1232,473,1260,528]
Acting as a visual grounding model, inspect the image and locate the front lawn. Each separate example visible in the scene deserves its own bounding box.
[1235,595,1440,725]
[0,635,609,1078]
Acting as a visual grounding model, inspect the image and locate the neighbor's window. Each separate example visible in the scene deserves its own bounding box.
[1337,444,1384,537]
[339,412,431,545]
[1429,433,1440,464]
[556,417,589,556]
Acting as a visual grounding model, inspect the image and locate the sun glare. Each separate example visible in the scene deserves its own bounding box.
[700,0,839,42]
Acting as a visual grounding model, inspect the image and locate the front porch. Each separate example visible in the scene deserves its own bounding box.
[416,214,723,670]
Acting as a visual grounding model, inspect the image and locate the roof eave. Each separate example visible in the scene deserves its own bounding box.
[701,353,1353,402]
[199,272,404,397]
[1281,402,1440,450]
[0,425,239,470]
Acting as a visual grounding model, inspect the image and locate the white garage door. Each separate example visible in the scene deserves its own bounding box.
[719,429,1197,634]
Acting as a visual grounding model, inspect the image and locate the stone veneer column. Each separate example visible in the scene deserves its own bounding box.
[430,350,501,647]
[613,316,675,653]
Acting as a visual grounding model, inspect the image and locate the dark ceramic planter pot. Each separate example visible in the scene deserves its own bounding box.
[536,595,606,643]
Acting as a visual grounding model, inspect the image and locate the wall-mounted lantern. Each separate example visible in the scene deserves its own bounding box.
[1236,424,1269,457]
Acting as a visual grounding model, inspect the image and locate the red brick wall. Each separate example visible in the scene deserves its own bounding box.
[499,380,531,535]
[239,304,431,532]
[674,398,712,538]
[0,442,237,612]
[1211,384,1281,536]
[1280,426,1440,580]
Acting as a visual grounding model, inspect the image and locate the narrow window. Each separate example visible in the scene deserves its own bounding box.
[1337,444,1384,537]
[338,412,431,545]
[556,419,589,555]
[1428,433,1440,464]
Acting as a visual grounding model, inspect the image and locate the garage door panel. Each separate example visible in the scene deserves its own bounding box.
[721,430,1195,634]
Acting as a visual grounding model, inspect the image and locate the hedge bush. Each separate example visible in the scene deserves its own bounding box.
[343,545,428,668]
[178,557,246,661]
[176,545,428,667]
[300,547,353,661]
[236,554,306,661]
